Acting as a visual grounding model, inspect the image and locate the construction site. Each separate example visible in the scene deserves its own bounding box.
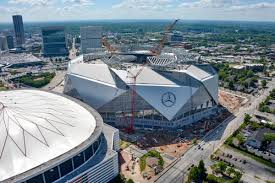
[65,19,219,131]
[62,20,247,182]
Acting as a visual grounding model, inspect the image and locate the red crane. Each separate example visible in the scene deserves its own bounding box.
[150,19,180,56]
[125,63,146,133]
[101,37,117,54]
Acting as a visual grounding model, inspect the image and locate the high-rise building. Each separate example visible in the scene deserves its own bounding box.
[12,15,25,47]
[42,26,68,57]
[0,35,8,51]
[6,35,14,49]
[80,26,102,54]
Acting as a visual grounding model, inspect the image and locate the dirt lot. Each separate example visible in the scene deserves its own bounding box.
[120,149,148,183]
[219,90,245,112]
[157,141,191,158]
[119,107,233,182]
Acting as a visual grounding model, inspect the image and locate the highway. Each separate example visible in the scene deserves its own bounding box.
[155,79,275,183]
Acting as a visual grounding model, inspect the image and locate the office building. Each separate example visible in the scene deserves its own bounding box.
[0,90,119,183]
[0,35,8,51]
[12,15,25,47]
[42,26,69,57]
[80,26,103,53]
[168,33,183,43]
[6,35,14,49]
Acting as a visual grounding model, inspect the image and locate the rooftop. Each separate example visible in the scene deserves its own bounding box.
[0,53,43,66]
[0,90,97,182]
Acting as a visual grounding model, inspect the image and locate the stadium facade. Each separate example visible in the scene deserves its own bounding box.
[64,54,219,130]
[0,90,119,183]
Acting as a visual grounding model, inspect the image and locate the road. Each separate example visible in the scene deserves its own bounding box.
[155,79,275,183]
[42,71,66,91]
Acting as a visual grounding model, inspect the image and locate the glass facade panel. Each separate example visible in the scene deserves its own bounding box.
[60,159,73,177]
[44,167,59,183]
[73,152,84,169]
[84,144,94,161]
[24,136,102,183]
[42,27,68,57]
[26,174,44,183]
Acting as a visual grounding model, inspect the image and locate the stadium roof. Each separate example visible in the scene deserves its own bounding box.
[0,90,97,182]
[0,53,43,67]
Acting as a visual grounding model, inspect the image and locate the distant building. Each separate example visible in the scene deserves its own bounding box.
[268,141,275,154]
[0,53,44,68]
[0,35,8,51]
[12,15,25,47]
[244,63,264,72]
[42,26,68,57]
[245,128,274,149]
[80,26,103,54]
[168,33,183,43]
[231,65,246,72]
[6,35,14,49]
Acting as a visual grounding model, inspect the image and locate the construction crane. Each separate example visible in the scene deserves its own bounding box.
[125,63,146,133]
[102,37,117,54]
[150,19,180,56]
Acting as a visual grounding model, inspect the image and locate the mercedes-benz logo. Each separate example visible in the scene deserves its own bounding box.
[161,92,176,107]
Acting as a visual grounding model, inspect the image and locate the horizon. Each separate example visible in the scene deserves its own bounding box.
[1,0,275,23]
[1,18,275,24]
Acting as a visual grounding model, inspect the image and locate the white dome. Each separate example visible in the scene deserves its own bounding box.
[0,90,96,181]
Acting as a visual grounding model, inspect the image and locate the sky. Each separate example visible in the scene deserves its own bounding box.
[0,0,275,22]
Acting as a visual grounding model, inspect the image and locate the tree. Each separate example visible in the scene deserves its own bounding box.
[236,133,245,145]
[218,161,227,173]
[188,167,200,183]
[198,160,207,180]
[126,179,135,183]
[213,161,227,175]
[244,114,252,124]
[226,167,235,177]
[110,174,126,183]
[232,171,242,183]
[261,80,267,88]
[229,81,234,90]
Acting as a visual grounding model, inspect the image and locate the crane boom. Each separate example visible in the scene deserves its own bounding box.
[150,19,180,56]
[102,37,117,54]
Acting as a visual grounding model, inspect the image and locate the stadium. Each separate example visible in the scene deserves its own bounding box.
[0,90,119,183]
[64,50,219,130]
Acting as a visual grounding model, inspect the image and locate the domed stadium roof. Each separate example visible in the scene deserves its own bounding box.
[0,90,97,182]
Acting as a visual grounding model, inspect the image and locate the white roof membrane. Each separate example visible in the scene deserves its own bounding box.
[0,90,96,181]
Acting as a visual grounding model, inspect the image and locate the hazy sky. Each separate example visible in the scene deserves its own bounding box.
[0,0,275,22]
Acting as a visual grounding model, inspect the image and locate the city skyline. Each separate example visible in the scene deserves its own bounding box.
[0,0,275,22]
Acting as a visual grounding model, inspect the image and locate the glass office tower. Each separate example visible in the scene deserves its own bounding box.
[12,15,25,47]
[42,26,69,57]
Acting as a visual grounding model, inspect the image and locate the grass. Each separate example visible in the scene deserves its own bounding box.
[264,133,275,141]
[120,140,131,149]
[0,86,8,91]
[14,72,55,88]
[224,144,275,169]
[139,150,164,172]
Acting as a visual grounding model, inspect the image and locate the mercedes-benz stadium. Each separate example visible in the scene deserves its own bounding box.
[64,53,219,130]
[0,90,119,183]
